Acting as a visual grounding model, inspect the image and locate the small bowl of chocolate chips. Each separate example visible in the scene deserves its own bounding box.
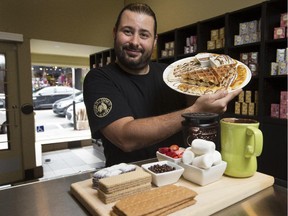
[141,160,184,187]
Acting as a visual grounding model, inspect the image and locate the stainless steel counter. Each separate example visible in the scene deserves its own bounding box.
[0,167,287,216]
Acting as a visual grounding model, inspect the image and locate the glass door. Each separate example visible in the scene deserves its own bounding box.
[0,40,37,185]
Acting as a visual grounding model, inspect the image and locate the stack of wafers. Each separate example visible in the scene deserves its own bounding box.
[97,168,152,204]
[110,185,197,216]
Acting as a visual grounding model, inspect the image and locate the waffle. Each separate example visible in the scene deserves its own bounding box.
[111,185,197,216]
[181,67,220,87]
[173,60,200,77]
[212,64,238,88]
[171,53,243,95]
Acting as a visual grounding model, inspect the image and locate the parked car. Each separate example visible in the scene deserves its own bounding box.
[65,101,86,125]
[52,91,83,116]
[0,94,7,134]
[33,86,80,109]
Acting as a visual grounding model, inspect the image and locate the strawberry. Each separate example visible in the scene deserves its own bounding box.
[169,144,179,151]
[165,151,177,158]
[158,147,170,154]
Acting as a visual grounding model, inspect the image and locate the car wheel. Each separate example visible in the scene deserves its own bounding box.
[0,121,7,134]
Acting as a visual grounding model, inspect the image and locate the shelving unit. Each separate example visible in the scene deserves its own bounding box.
[89,48,115,69]
[89,0,287,185]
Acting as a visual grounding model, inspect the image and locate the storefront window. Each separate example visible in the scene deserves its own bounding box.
[32,65,90,144]
[0,54,7,150]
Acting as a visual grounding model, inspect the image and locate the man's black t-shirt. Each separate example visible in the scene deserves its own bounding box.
[84,62,186,166]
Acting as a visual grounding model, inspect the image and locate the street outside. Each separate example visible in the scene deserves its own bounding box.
[35,109,91,144]
[0,109,91,150]
[35,109,74,132]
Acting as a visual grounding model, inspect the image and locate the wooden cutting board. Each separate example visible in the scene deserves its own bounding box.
[70,172,274,216]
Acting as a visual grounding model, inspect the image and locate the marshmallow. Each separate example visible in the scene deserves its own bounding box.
[191,139,215,155]
[192,153,214,169]
[212,150,222,165]
[182,149,195,164]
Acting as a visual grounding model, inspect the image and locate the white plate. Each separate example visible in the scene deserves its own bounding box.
[163,55,252,96]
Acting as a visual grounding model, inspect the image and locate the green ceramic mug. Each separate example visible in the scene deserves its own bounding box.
[220,118,263,177]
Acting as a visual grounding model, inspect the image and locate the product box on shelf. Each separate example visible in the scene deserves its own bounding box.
[248,103,255,116]
[165,42,170,50]
[161,41,175,58]
[248,63,258,76]
[280,13,288,27]
[240,52,259,66]
[184,46,190,54]
[215,39,224,49]
[190,36,197,45]
[245,91,252,103]
[241,102,248,115]
[280,104,288,119]
[169,42,174,49]
[278,62,287,75]
[235,90,257,116]
[235,102,241,114]
[249,52,259,63]
[168,50,174,57]
[271,62,278,75]
[238,91,245,103]
[234,35,243,46]
[206,27,225,50]
[248,20,258,33]
[280,91,288,105]
[279,91,288,119]
[239,22,249,35]
[271,104,280,118]
[161,50,168,58]
[274,27,286,39]
[276,49,286,62]
[207,40,216,50]
[219,27,225,39]
[235,20,260,45]
[211,29,219,41]
[184,36,197,54]
[240,53,249,65]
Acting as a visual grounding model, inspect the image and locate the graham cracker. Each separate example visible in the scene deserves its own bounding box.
[98,169,151,194]
[98,183,151,204]
[111,185,197,216]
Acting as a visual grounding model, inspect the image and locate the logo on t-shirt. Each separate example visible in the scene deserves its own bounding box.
[94,97,112,118]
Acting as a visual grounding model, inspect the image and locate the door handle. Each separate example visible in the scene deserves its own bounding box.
[21,103,34,115]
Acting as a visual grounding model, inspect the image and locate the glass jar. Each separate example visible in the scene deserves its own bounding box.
[181,112,219,147]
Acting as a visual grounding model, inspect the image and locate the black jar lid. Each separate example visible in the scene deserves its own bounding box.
[181,112,219,124]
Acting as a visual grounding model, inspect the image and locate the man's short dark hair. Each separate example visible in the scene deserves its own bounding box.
[114,3,157,37]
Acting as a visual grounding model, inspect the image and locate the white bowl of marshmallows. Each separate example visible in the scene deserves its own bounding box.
[179,139,227,186]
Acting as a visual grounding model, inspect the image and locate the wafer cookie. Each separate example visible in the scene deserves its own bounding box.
[98,183,151,204]
[98,169,152,194]
[111,185,197,216]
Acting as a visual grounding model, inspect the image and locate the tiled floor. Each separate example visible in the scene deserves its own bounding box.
[40,145,106,180]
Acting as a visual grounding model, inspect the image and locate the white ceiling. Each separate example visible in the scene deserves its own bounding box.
[30,39,109,58]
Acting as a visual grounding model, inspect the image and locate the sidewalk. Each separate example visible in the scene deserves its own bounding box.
[34,126,93,167]
[35,126,91,145]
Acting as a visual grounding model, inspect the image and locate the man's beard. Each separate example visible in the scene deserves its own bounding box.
[114,40,152,70]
